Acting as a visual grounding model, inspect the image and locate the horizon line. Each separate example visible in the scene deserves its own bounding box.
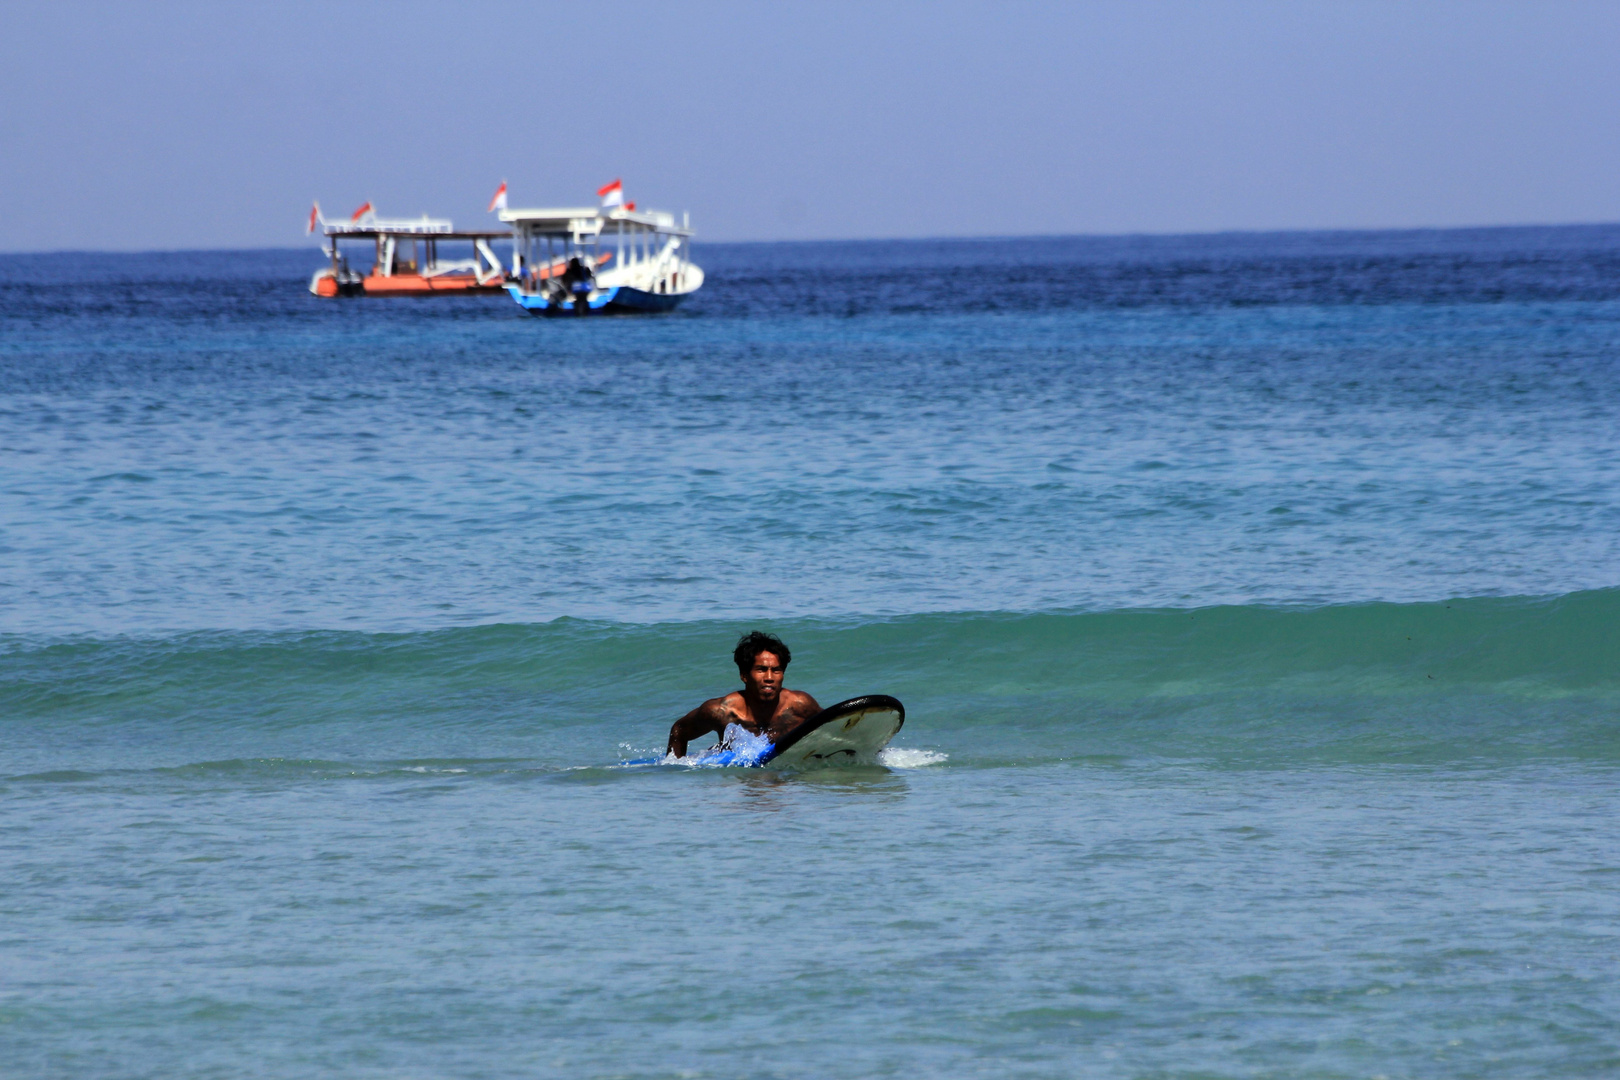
[3,219,1619,259]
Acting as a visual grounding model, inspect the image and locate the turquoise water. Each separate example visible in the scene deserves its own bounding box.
[3,230,1620,1077]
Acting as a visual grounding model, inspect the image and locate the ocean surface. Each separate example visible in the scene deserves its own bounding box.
[3,227,1620,1078]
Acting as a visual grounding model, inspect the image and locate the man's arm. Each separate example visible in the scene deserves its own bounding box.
[666,700,727,758]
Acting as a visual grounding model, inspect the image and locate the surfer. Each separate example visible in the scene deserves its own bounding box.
[665,632,822,758]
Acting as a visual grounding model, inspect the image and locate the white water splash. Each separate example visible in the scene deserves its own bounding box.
[617,733,941,769]
[690,723,773,766]
[877,747,947,768]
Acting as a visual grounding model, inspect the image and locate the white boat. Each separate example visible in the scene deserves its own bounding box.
[307,203,509,297]
[497,188,702,316]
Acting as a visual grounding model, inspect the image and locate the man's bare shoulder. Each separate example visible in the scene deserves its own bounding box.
[780,689,822,715]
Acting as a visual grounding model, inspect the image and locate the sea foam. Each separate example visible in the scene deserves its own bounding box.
[877,747,948,768]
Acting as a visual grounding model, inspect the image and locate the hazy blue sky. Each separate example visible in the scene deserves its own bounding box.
[4,1,1620,251]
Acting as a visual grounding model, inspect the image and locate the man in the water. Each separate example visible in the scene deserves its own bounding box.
[665,631,822,758]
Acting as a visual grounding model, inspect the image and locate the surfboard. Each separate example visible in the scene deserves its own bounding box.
[646,695,907,769]
[757,695,906,768]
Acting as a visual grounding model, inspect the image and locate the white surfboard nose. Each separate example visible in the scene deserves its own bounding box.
[762,695,906,768]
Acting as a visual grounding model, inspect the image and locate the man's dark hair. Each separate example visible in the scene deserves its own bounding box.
[734,631,791,672]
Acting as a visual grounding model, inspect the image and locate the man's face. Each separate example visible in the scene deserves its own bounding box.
[741,650,785,700]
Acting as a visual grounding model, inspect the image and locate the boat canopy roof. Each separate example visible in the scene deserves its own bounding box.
[323,228,511,240]
[499,206,692,238]
[322,214,459,236]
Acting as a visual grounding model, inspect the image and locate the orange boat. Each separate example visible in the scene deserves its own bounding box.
[307,202,513,297]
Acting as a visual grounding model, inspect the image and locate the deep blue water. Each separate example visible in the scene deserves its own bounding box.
[3,227,1620,1079]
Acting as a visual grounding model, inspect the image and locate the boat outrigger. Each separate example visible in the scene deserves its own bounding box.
[498,185,703,315]
[307,203,510,297]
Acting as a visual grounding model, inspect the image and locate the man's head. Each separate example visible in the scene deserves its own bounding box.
[734,631,791,701]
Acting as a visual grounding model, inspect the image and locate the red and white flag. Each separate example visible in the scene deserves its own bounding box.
[487,181,508,213]
[597,179,623,208]
[625,201,636,212]
[350,201,373,222]
[307,202,321,234]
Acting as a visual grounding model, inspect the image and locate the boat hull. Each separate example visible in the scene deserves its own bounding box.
[312,270,506,297]
[504,283,689,317]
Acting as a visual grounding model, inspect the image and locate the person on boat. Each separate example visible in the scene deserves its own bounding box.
[665,632,822,758]
[558,256,594,314]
